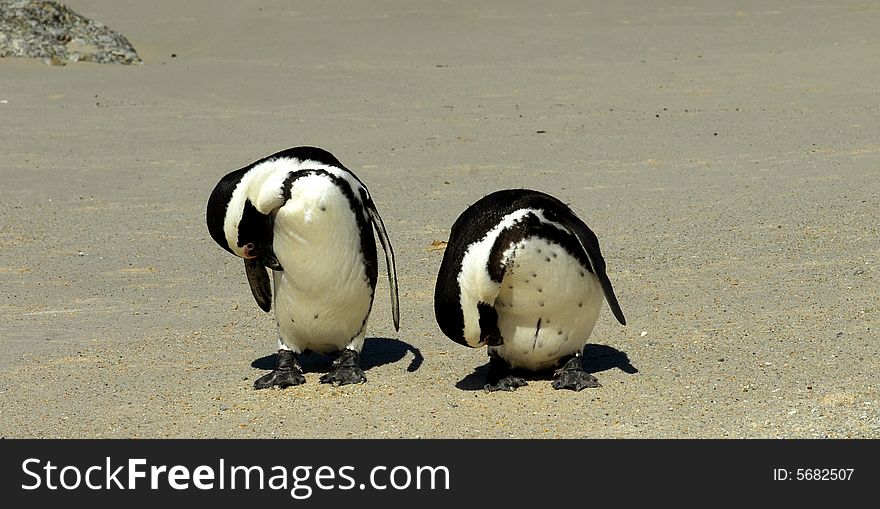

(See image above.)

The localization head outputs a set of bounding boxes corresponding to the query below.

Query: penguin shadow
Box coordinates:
[455,343,638,391]
[251,337,424,375]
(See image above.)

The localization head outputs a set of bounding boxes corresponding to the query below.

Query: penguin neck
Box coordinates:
[223,163,287,254]
[241,162,287,206]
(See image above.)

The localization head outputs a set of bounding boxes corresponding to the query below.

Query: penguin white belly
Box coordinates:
[490,238,603,371]
[271,175,373,354]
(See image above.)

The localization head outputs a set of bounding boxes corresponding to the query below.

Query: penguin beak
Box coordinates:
[242,243,283,271]
[262,252,283,271]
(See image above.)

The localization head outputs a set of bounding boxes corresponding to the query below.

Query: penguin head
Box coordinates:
[233,199,275,257]
[206,169,274,261]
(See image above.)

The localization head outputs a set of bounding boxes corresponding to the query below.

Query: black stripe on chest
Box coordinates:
[487,212,592,283]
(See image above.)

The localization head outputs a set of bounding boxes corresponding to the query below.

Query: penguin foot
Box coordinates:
[254,350,305,390]
[551,356,600,391]
[320,349,367,386]
[254,369,306,389]
[483,354,527,392]
[484,375,528,392]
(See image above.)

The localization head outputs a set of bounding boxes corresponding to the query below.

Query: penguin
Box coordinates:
[434,189,626,392]
[206,146,400,389]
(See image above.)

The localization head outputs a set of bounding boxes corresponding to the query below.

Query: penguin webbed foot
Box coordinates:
[484,375,528,392]
[254,369,305,389]
[483,355,527,392]
[253,350,305,389]
[320,349,367,386]
[551,356,600,391]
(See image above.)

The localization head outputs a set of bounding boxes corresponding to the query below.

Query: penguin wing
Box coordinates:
[561,213,627,326]
[363,194,400,331]
[244,257,272,313]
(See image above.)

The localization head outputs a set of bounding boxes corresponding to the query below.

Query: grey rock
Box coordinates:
[0,0,141,65]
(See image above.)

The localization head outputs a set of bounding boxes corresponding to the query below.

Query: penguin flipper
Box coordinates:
[363,193,400,331]
[244,258,272,313]
[561,213,627,326]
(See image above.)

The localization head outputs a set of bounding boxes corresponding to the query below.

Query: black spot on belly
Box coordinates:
[580,271,585,278]
[531,272,537,278]
[552,252,558,258]
[320,206,327,211]
[537,248,542,254]
[557,330,563,335]
[537,287,543,293]
[539,301,545,307]
[578,302,583,308]
[313,313,319,319]
[545,257,551,262]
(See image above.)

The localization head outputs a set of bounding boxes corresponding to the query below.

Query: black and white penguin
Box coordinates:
[434,189,626,391]
[206,146,400,389]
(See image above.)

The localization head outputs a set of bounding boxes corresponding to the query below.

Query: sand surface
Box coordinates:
[1,0,877,438]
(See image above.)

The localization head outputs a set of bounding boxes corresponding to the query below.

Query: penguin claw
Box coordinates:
[551,358,600,391]
[484,376,528,392]
[319,367,367,386]
[483,355,526,392]
[551,370,600,391]
[319,349,367,386]
[253,368,306,389]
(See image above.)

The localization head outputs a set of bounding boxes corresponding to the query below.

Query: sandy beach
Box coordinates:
[0,0,877,438]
